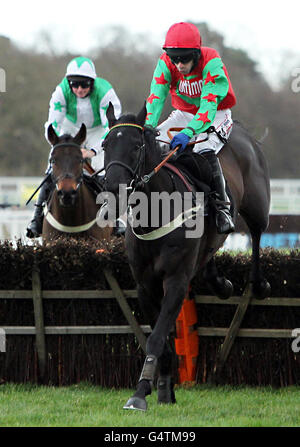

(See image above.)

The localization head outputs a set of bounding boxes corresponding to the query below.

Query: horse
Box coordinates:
[102,102,271,411]
[43,123,111,242]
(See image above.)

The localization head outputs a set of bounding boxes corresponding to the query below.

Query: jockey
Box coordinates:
[146,22,236,234]
[26,56,122,238]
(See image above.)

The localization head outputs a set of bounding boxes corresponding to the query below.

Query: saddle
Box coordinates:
[168,151,234,217]
[172,152,213,192]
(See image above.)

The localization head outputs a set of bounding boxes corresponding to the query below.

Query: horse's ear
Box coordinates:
[47,124,59,146]
[73,123,86,146]
[106,102,117,128]
[136,102,147,127]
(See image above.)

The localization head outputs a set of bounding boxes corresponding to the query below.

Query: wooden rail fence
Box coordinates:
[1,268,299,381]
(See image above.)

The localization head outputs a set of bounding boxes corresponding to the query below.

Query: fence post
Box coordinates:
[103,269,147,353]
[32,265,47,380]
[212,283,252,382]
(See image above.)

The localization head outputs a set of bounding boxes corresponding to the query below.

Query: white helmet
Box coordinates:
[66,56,97,79]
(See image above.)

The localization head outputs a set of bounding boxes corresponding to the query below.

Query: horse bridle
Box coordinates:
[50,142,84,189]
[104,123,146,190]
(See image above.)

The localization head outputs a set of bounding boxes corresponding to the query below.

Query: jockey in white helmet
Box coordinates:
[26,56,122,238]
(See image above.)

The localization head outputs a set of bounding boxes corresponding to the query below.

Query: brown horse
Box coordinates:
[102,103,270,411]
[43,124,111,242]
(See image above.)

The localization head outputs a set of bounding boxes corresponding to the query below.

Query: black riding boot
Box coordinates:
[26,177,53,238]
[202,151,235,234]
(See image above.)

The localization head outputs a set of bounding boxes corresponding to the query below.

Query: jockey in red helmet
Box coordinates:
[146,22,236,234]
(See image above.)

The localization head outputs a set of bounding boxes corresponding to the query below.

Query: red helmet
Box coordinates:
[163,22,202,50]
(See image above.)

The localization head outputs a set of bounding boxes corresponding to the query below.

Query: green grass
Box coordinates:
[0,383,299,427]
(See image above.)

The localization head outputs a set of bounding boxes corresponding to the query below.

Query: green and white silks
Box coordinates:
[45,77,121,171]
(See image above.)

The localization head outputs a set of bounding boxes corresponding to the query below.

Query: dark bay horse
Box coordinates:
[43,124,111,242]
[102,103,270,411]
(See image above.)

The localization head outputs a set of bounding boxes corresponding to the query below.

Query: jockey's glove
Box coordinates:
[170,132,191,153]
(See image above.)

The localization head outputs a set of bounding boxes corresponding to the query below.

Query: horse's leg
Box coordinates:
[240,210,271,299]
[124,275,188,411]
[137,287,176,405]
[157,338,176,404]
[124,282,162,411]
[203,257,233,299]
[130,339,176,406]
[248,226,271,299]
[138,282,176,404]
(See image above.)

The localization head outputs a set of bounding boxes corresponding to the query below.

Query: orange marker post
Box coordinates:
[175,290,199,384]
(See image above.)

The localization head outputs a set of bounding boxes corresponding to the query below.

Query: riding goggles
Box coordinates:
[69,80,92,89]
[169,53,194,64]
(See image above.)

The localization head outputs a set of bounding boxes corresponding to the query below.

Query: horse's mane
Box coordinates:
[144,126,163,164]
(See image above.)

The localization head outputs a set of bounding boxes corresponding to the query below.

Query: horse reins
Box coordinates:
[104,122,204,239]
[104,123,180,188]
[45,141,98,233]
[104,123,146,184]
[103,124,213,188]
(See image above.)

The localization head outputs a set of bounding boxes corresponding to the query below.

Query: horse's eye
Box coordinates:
[50,158,56,165]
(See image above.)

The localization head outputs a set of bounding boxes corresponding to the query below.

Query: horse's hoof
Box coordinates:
[250,279,271,300]
[218,278,233,300]
[123,397,147,411]
[157,376,176,404]
[208,277,233,300]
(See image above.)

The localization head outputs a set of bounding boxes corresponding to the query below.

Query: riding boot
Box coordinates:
[26,177,53,238]
[202,151,235,234]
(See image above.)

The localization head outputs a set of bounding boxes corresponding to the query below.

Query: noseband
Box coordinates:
[50,141,84,189]
[104,123,145,187]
